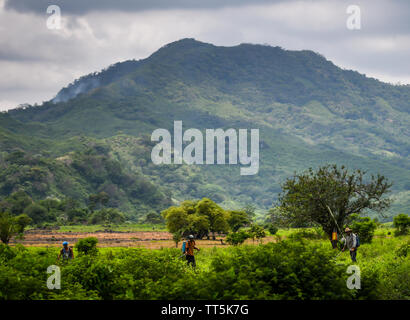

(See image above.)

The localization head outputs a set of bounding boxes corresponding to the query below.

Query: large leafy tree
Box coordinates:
[161,206,189,235]
[23,203,48,225]
[161,198,230,240]
[278,164,392,246]
[226,210,250,232]
[195,198,229,239]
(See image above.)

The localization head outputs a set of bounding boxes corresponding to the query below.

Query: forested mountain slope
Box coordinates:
[2,39,409,220]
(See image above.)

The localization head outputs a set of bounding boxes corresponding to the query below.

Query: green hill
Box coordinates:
[2,38,410,220]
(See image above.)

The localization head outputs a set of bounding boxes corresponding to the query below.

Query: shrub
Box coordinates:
[378,255,410,299]
[395,241,409,258]
[351,216,377,244]
[249,224,266,243]
[75,237,98,256]
[288,228,324,240]
[226,230,250,245]
[393,214,410,236]
[0,243,16,261]
[264,223,278,235]
[204,241,354,299]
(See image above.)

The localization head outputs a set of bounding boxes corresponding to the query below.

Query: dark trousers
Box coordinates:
[186,255,196,267]
[350,249,357,262]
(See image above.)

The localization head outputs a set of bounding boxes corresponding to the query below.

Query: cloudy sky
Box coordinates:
[1,0,409,111]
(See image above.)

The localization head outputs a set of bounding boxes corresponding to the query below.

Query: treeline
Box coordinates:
[0,146,172,219]
[0,190,127,227]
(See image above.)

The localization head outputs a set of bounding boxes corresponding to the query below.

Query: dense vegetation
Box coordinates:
[0,227,408,300]
[0,144,171,221]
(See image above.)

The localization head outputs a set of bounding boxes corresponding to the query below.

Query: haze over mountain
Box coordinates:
[2,38,409,220]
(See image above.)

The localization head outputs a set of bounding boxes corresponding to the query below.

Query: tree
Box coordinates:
[67,208,88,224]
[14,214,32,234]
[161,206,189,234]
[226,210,250,232]
[88,192,110,212]
[195,198,229,240]
[38,198,60,211]
[249,224,266,243]
[89,208,125,225]
[172,233,182,248]
[279,164,392,246]
[393,214,410,236]
[0,191,32,215]
[0,212,32,244]
[23,204,48,225]
[144,212,164,224]
[243,204,256,221]
[162,198,231,240]
[187,214,210,239]
[267,206,297,228]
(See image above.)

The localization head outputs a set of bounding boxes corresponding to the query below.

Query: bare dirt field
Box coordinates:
[10,229,276,249]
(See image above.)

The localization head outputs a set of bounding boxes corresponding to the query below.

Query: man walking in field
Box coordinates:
[58,241,74,261]
[184,235,200,268]
[342,228,357,262]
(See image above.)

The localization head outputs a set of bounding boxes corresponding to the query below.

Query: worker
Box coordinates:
[58,241,74,261]
[342,227,357,262]
[184,235,200,268]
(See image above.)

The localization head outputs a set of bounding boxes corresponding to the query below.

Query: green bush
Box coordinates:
[203,241,354,299]
[0,243,16,261]
[75,237,98,256]
[395,241,409,258]
[226,230,250,245]
[249,224,266,243]
[288,228,324,240]
[351,216,377,244]
[264,223,278,235]
[393,213,410,236]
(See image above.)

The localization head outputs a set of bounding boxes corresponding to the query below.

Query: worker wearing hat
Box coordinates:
[342,227,357,262]
[184,235,200,268]
[58,241,74,261]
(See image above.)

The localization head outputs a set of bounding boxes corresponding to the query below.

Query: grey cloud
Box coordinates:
[4,0,289,15]
[1,0,410,111]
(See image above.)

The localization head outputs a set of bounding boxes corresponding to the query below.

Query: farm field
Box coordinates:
[11,223,398,248]
[11,227,275,248]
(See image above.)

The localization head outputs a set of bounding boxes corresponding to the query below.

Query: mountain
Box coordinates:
[2,38,410,220]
